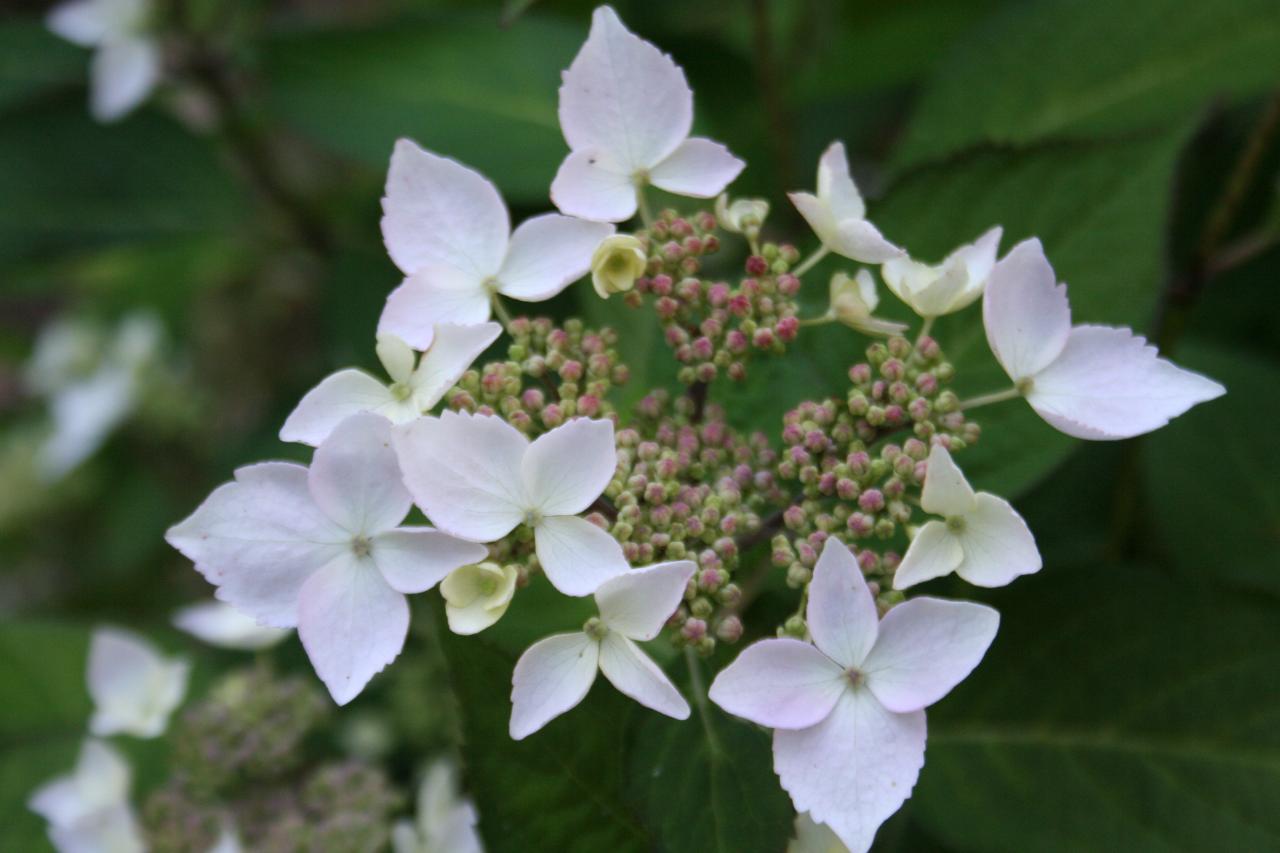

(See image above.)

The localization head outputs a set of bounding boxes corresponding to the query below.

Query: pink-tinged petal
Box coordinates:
[90,37,159,123]
[862,598,999,713]
[550,149,638,222]
[598,633,689,719]
[807,538,879,669]
[830,219,903,264]
[47,0,114,46]
[497,214,615,301]
[708,638,846,730]
[816,141,865,221]
[523,418,618,516]
[789,191,837,249]
[982,238,1071,382]
[892,521,964,591]
[1027,324,1226,440]
[371,528,488,594]
[380,139,509,278]
[392,411,528,542]
[649,138,745,198]
[919,444,976,517]
[954,493,1041,586]
[533,514,629,596]
[279,369,399,447]
[595,560,696,640]
[87,626,188,738]
[411,322,502,410]
[308,413,411,536]
[297,554,408,705]
[378,267,491,351]
[172,600,290,651]
[165,463,348,628]
[558,6,692,172]
[774,690,926,853]
[509,632,600,740]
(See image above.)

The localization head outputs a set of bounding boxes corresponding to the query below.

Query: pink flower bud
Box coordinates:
[715,616,743,644]
[681,618,708,642]
[745,255,769,275]
[775,316,799,342]
[858,489,885,512]
[777,273,800,296]
[752,327,775,349]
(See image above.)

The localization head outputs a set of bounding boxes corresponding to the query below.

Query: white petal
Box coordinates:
[862,597,999,714]
[278,369,400,447]
[1027,324,1226,440]
[815,142,865,222]
[598,633,689,719]
[375,334,416,384]
[392,411,529,542]
[371,528,489,594]
[38,366,134,480]
[410,321,502,410]
[90,37,159,123]
[443,562,516,636]
[949,225,1002,291]
[496,214,615,301]
[172,600,290,651]
[165,462,348,628]
[380,139,509,278]
[87,626,188,738]
[49,803,145,853]
[29,738,130,826]
[806,538,879,669]
[919,443,976,517]
[47,0,115,46]
[954,493,1042,586]
[509,632,600,739]
[982,237,1071,382]
[708,638,846,730]
[308,413,411,535]
[594,560,695,640]
[534,514,629,596]
[297,554,408,705]
[558,6,692,172]
[775,690,926,853]
[789,191,838,249]
[891,521,963,591]
[649,138,745,198]
[550,149,638,222]
[378,267,491,351]
[523,417,617,516]
[830,219,902,264]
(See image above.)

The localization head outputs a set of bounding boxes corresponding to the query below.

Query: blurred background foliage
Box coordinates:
[1,0,1278,850]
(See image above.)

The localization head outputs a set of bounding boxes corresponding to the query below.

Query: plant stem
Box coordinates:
[684,647,722,757]
[798,314,834,327]
[791,245,830,278]
[917,316,935,342]
[490,294,515,329]
[957,386,1021,411]
[636,186,655,227]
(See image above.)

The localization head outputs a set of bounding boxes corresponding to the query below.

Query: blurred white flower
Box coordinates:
[29,738,145,853]
[88,625,189,738]
[46,0,159,122]
[172,599,291,651]
[827,270,909,337]
[392,759,483,853]
[715,194,769,236]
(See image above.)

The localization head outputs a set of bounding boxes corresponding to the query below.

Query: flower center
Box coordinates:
[351,535,373,558]
[631,168,650,187]
[482,276,500,295]
[845,667,866,687]
[946,515,967,534]
[583,616,608,640]
[389,381,413,402]
[1015,377,1035,395]
[523,508,544,528]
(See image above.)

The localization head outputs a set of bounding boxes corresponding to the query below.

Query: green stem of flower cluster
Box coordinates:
[490,294,515,330]
[790,245,830,278]
[636,186,655,227]
[957,386,1021,411]
[684,647,723,757]
[917,316,935,342]
[798,314,835,328]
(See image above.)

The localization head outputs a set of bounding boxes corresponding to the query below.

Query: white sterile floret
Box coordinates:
[894,444,1040,590]
[881,226,1002,318]
[789,142,902,264]
[709,538,999,853]
[509,560,694,739]
[827,270,909,337]
[378,139,614,349]
[29,738,145,853]
[550,6,745,222]
[440,561,518,635]
[391,759,484,853]
[46,0,159,122]
[166,413,488,704]
[715,194,769,235]
[280,324,501,446]
[87,625,189,739]
[172,599,291,651]
[983,239,1225,439]
[788,813,849,853]
[392,411,629,596]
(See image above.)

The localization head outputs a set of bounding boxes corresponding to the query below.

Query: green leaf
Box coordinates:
[916,563,1280,851]
[0,19,84,115]
[896,0,1280,166]
[264,15,582,204]
[1143,341,1280,595]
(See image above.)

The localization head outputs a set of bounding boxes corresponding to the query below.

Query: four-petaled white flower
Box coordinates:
[881,226,1002,319]
[46,0,159,123]
[29,738,145,853]
[709,538,998,853]
[550,6,745,223]
[172,599,291,651]
[715,194,770,236]
[827,270,909,337]
[441,561,518,636]
[392,759,484,853]
[788,813,849,853]
[280,324,501,446]
[379,139,614,349]
[166,412,489,704]
[790,142,902,265]
[983,239,1225,439]
[510,560,694,739]
[393,411,629,596]
[894,444,1040,589]
[87,625,189,739]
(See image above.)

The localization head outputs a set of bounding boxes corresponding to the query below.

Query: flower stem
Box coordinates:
[490,294,515,330]
[636,186,655,227]
[958,386,1021,411]
[917,316,935,342]
[798,314,835,327]
[790,245,830,278]
[684,647,723,757]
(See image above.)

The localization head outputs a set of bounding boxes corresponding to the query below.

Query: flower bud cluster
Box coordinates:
[621,209,803,384]
[604,391,783,654]
[445,317,630,434]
